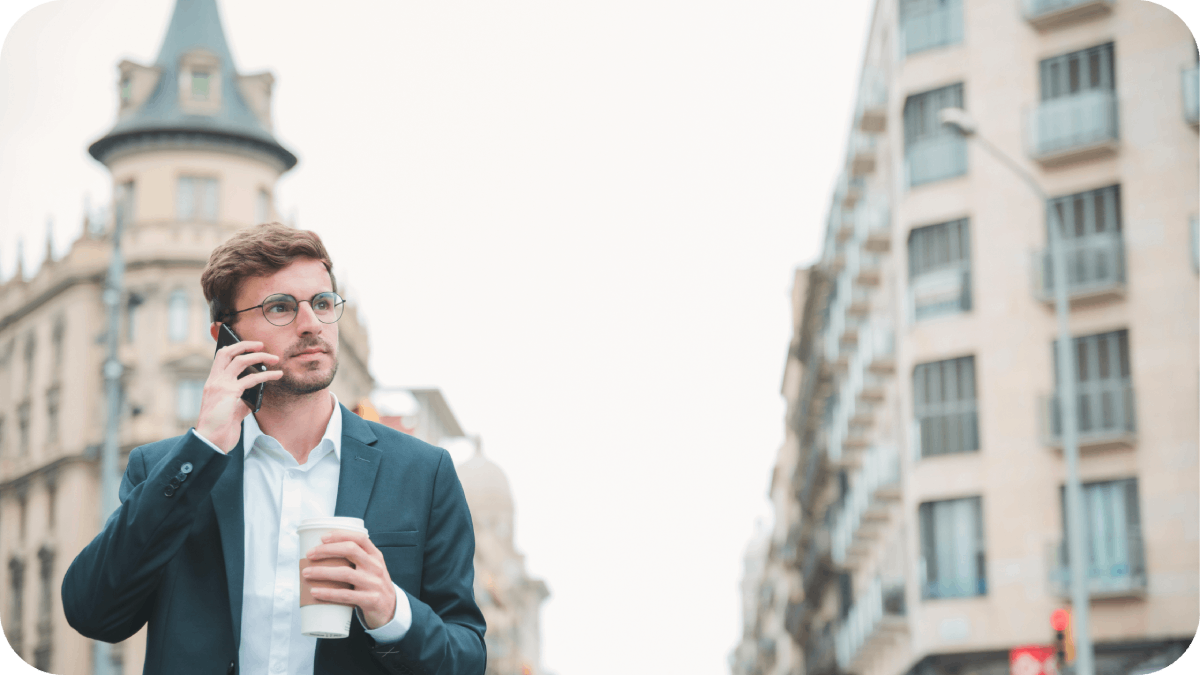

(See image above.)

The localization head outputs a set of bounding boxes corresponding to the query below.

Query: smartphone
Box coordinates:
[214,323,267,413]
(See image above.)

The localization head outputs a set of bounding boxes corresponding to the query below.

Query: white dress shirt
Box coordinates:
[192,393,411,675]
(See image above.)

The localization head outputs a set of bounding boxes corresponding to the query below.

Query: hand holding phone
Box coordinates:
[195,325,283,453]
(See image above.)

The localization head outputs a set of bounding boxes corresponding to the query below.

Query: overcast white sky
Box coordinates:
[2,2,1198,675]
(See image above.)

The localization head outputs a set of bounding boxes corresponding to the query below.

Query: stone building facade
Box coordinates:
[745,2,1198,675]
[0,1,375,672]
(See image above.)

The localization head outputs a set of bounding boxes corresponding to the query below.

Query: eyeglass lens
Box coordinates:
[261,292,344,326]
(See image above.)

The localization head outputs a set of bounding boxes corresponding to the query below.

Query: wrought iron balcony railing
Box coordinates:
[1032,232,1126,304]
[836,576,908,671]
[1021,0,1114,31]
[905,133,967,188]
[1026,89,1118,166]
[1046,529,1147,598]
[1041,379,1136,450]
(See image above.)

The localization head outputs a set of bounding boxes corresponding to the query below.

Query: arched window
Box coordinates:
[168,289,190,343]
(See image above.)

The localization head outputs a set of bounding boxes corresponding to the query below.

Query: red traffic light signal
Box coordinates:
[1050,608,1070,632]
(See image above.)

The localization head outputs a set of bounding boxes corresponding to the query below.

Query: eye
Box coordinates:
[264,299,295,313]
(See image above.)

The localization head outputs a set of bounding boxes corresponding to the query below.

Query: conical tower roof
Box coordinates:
[88,0,296,170]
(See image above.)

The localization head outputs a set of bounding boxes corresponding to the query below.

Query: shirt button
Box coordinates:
[180,462,194,474]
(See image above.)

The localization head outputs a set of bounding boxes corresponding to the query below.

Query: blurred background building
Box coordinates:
[736,1,1198,675]
[0,1,548,673]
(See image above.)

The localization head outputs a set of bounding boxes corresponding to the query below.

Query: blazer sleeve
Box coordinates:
[369,448,487,675]
[61,432,232,643]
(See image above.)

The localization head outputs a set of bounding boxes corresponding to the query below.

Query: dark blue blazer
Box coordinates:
[62,404,486,675]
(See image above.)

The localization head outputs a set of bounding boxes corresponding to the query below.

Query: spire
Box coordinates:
[88,0,296,171]
[44,216,54,265]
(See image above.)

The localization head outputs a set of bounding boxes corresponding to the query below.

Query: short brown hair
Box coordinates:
[201,222,337,323]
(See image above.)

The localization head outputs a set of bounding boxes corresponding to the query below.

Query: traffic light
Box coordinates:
[1050,608,1075,668]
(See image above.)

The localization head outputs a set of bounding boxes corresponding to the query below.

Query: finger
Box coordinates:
[303,565,377,589]
[216,340,265,364]
[237,370,284,390]
[230,351,280,371]
[323,530,381,556]
[309,587,376,607]
[307,543,379,571]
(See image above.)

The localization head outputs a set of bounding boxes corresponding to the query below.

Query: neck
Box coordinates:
[254,389,335,465]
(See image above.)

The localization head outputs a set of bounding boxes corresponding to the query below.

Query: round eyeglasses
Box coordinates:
[223,292,345,327]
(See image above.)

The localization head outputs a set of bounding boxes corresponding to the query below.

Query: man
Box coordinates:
[62,223,486,675]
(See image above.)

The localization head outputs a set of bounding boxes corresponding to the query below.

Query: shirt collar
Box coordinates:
[242,392,342,462]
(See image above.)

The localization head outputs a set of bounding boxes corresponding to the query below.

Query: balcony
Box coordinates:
[861,325,895,374]
[1033,232,1126,305]
[1027,89,1118,167]
[905,133,967,188]
[1046,530,1147,598]
[836,208,857,242]
[855,199,891,253]
[909,264,971,321]
[857,68,888,133]
[849,247,882,286]
[1040,379,1136,451]
[831,447,900,567]
[1183,63,1199,128]
[850,134,877,176]
[836,576,908,672]
[802,529,835,598]
[840,313,865,346]
[847,284,872,317]
[901,0,963,57]
[807,623,838,675]
[839,173,865,210]
[1022,0,1114,31]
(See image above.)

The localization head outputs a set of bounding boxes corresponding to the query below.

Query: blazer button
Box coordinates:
[176,471,188,483]
[227,661,236,675]
[164,486,175,497]
[168,477,181,489]
[181,462,194,474]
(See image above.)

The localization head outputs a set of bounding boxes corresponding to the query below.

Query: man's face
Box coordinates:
[223,258,339,398]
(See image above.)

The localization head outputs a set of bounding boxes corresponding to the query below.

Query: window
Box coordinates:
[45,387,59,444]
[177,176,219,222]
[7,557,24,657]
[191,70,211,100]
[256,189,272,224]
[168,289,190,343]
[838,572,853,620]
[913,355,978,457]
[120,77,132,103]
[903,84,967,187]
[115,181,135,230]
[1057,478,1144,593]
[126,292,144,343]
[1049,329,1134,438]
[51,317,65,370]
[1040,43,1115,101]
[23,332,36,394]
[176,379,205,421]
[17,401,30,456]
[35,545,54,671]
[919,496,986,599]
[1043,185,1124,293]
[899,0,963,56]
[908,219,972,320]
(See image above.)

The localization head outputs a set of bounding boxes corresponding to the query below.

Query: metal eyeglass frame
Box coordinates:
[221,292,346,326]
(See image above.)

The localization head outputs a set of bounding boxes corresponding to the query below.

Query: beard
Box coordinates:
[264,341,339,399]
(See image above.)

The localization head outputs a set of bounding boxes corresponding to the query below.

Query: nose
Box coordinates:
[293,299,322,334]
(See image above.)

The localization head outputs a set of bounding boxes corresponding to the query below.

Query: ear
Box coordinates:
[210,323,221,341]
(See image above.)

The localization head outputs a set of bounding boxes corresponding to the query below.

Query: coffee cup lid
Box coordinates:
[297,517,367,533]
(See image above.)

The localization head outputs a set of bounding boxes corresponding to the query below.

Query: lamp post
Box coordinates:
[939,107,1094,675]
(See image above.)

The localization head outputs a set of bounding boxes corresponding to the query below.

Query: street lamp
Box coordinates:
[939,107,1095,675]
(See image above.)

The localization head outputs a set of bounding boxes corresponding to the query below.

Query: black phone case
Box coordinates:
[215,324,267,413]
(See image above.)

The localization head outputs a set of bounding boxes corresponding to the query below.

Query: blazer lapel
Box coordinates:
[210,431,246,649]
[334,404,381,521]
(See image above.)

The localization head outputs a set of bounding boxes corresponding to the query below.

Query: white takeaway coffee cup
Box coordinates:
[298,516,369,639]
